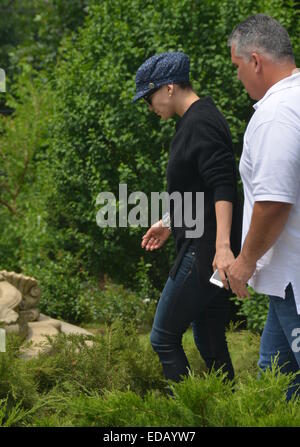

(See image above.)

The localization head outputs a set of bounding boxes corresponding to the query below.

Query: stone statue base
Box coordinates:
[20,313,93,359]
[0,270,93,359]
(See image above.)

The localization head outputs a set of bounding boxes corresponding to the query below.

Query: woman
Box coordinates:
[133,52,242,385]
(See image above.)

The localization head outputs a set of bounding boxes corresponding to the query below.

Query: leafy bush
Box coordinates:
[0,397,42,428]
[231,289,269,333]
[28,365,300,427]
[1,325,300,427]
[84,281,157,328]
[0,334,38,412]
[0,68,54,270]
[28,322,164,396]
[200,362,300,427]
[0,68,103,324]
[33,387,196,427]
[8,0,90,74]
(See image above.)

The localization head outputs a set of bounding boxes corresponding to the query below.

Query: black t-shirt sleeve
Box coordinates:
[187,112,237,203]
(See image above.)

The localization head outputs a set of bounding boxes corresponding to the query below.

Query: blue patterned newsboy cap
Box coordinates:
[133,52,190,102]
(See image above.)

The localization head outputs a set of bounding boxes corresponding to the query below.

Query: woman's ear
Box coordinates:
[167,84,175,97]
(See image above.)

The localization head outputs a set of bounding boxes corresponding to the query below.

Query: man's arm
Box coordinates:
[228,200,292,297]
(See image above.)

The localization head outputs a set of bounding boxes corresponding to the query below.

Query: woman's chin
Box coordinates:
[159,113,170,120]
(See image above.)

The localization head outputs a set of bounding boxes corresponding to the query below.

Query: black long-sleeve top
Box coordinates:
[167,96,242,300]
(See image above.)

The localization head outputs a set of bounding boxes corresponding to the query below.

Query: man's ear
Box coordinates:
[251,52,262,73]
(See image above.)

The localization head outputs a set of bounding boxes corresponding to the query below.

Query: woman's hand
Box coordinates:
[212,244,235,289]
[141,220,171,251]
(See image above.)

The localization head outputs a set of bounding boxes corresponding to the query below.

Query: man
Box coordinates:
[227,14,300,400]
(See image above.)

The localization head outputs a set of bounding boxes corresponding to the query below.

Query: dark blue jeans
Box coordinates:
[258,283,300,401]
[150,242,234,383]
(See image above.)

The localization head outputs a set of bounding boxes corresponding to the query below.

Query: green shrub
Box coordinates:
[82,265,159,329]
[201,361,300,427]
[0,334,38,413]
[0,398,36,428]
[32,388,196,427]
[27,253,94,324]
[28,321,164,396]
[28,365,300,427]
[2,326,300,427]
[231,289,269,333]
[0,68,54,272]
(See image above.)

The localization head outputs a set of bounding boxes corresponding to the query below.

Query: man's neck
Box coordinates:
[258,63,297,100]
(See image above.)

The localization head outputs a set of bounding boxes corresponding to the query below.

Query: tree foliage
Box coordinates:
[47,0,300,288]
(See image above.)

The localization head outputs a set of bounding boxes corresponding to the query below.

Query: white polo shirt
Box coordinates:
[240,72,300,314]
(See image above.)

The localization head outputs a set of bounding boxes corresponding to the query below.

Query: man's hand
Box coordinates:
[141,220,171,251]
[226,201,292,298]
[227,253,256,298]
[212,244,236,290]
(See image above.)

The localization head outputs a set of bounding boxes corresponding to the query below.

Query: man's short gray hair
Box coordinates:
[228,14,295,62]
